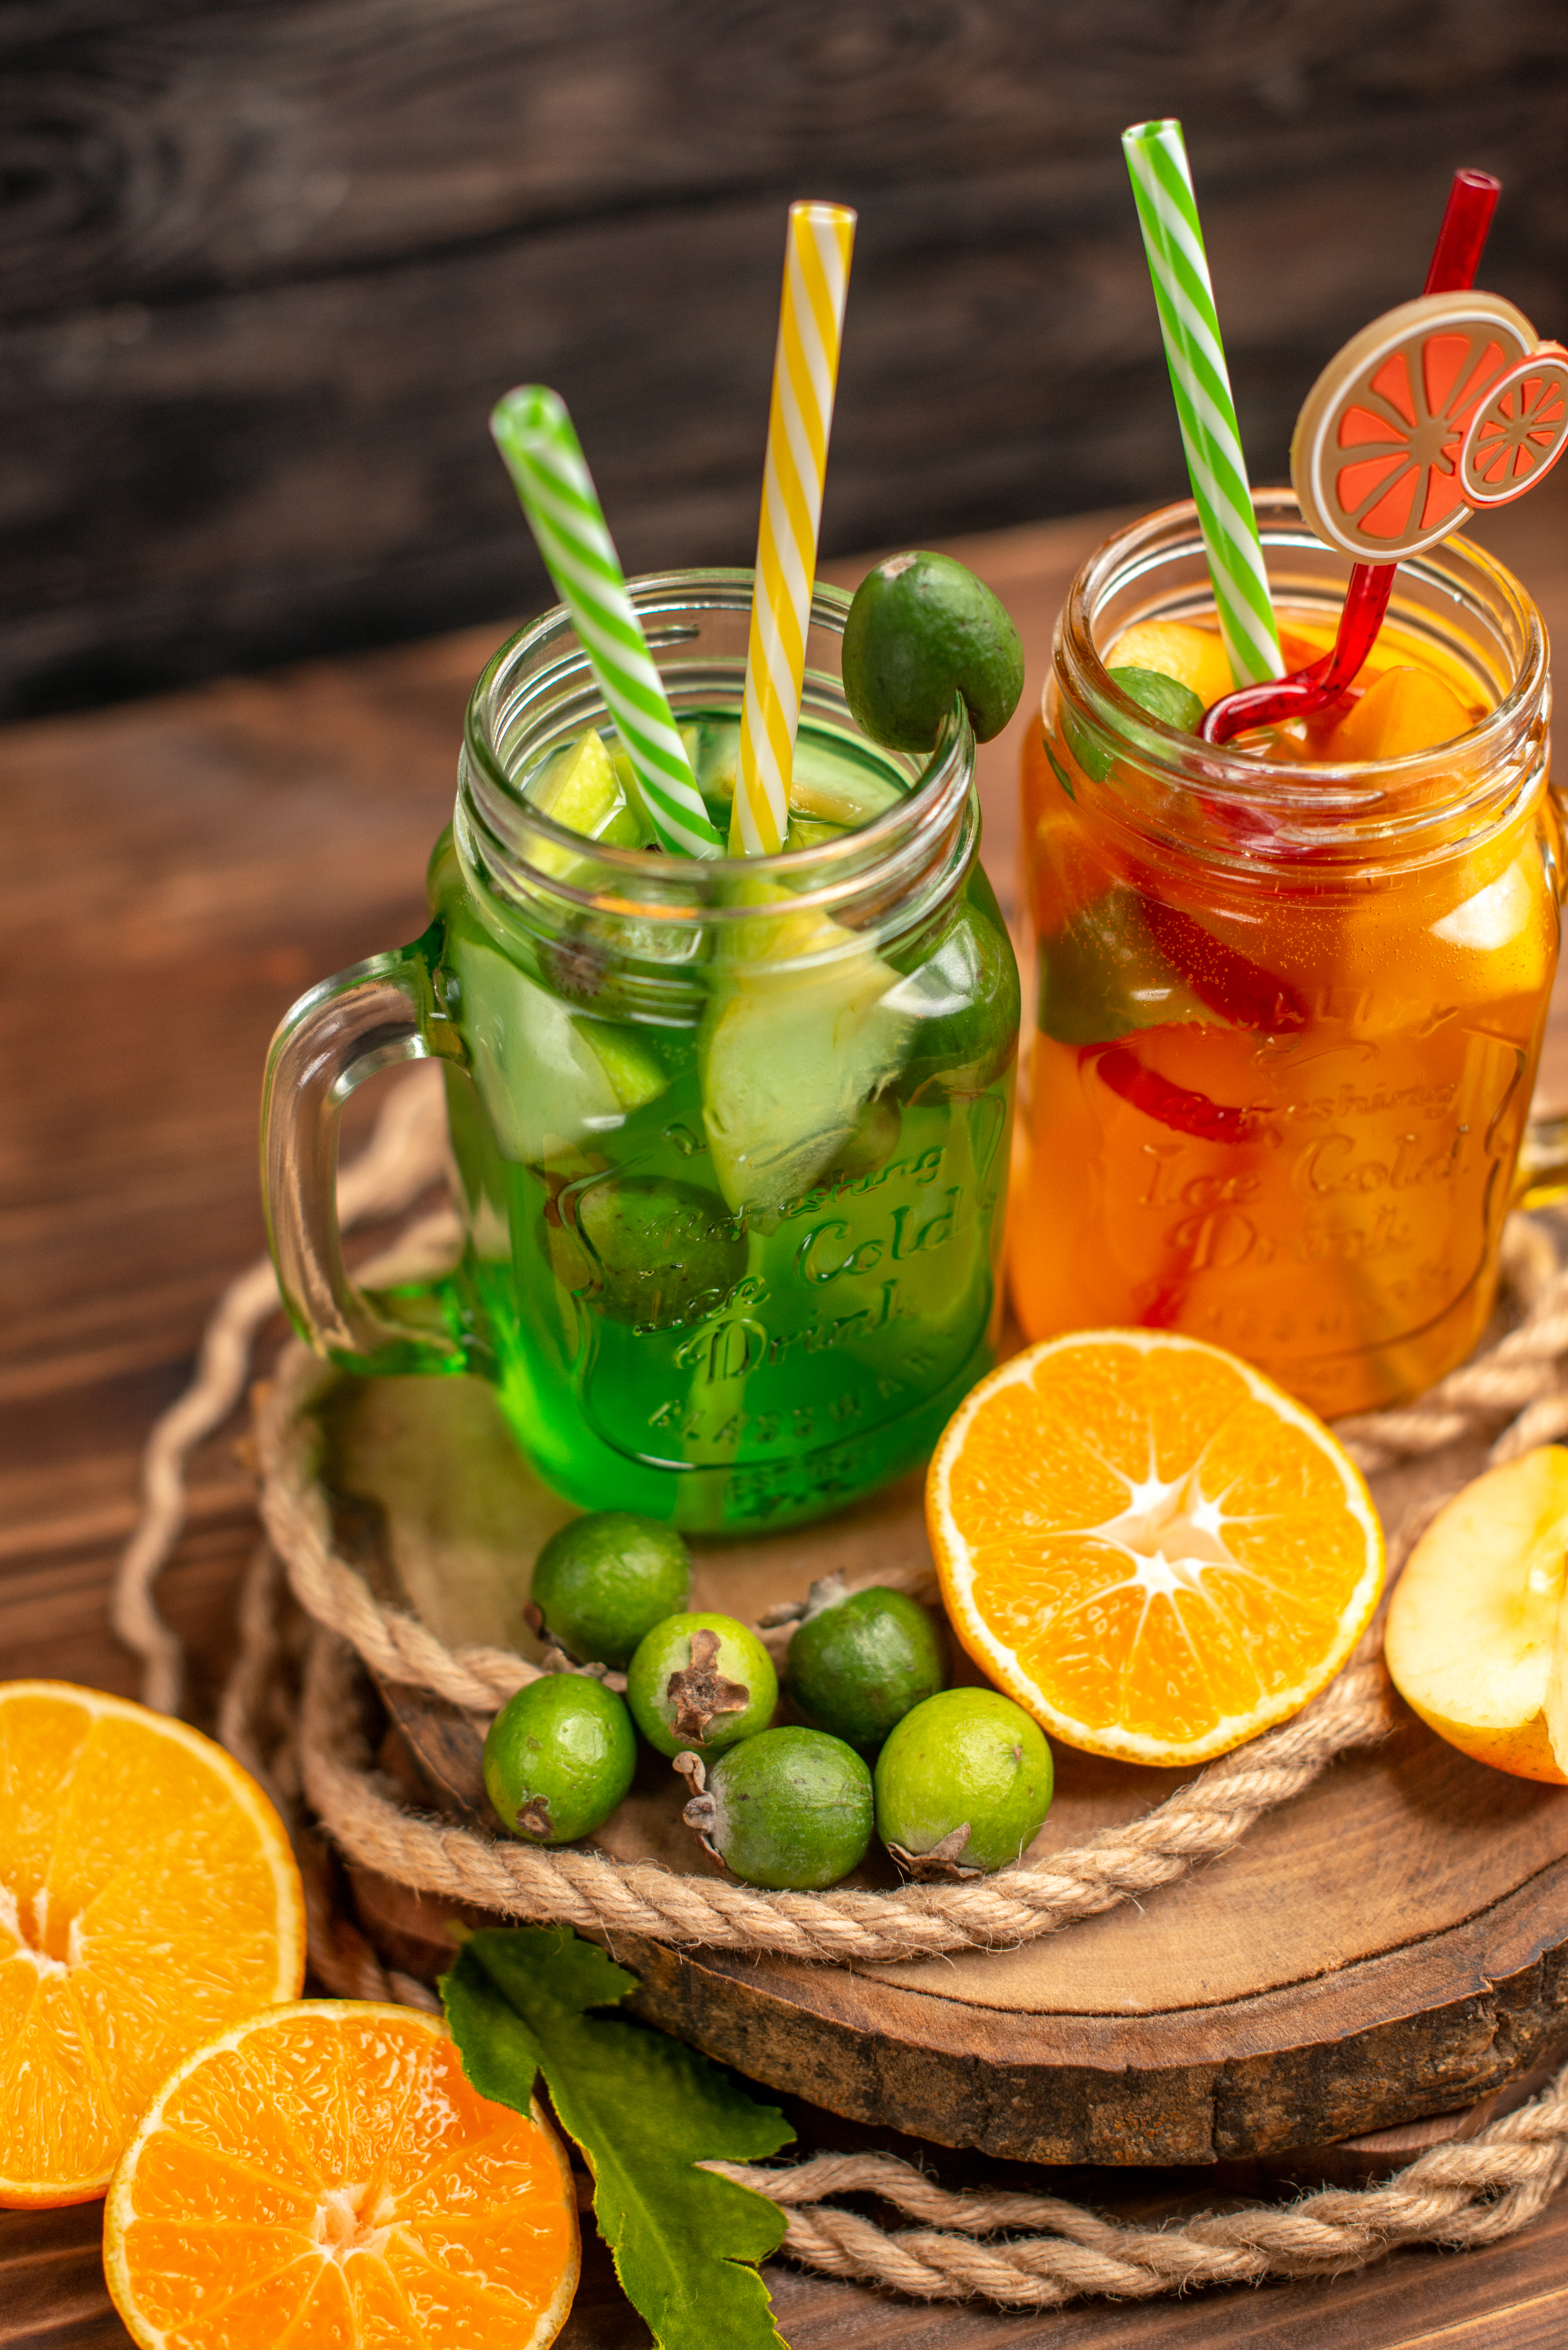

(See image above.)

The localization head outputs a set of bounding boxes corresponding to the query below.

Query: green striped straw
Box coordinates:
[490,386,723,859]
[1122,120,1284,688]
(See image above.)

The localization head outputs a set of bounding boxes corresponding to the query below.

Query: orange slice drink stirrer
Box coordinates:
[1201,168,1501,744]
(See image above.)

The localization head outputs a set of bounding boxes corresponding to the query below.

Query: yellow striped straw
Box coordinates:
[731,199,856,856]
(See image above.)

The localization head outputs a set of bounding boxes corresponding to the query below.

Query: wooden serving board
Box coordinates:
[319,1368,1568,2172]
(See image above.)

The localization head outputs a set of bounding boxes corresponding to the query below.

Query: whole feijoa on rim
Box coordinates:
[626,1611,778,1758]
[483,1671,637,1845]
[785,1578,946,1753]
[842,551,1025,752]
[679,1727,874,1890]
[874,1687,1052,1877]
[530,1511,693,1667]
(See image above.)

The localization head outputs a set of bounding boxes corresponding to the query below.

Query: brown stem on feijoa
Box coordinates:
[672,1750,725,1870]
[886,1823,984,1881]
[666,1629,749,1742]
[540,1648,627,1695]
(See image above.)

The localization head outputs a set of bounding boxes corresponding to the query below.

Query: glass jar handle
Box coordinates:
[261,935,462,1373]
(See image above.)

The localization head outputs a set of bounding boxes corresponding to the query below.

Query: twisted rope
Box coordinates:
[296,1626,1393,1965]
[112,1063,453,1713]
[212,1546,1568,2313]
[219,1540,441,2012]
[700,2100,1568,2303]
[102,1061,1568,2310]
[253,1340,540,1715]
[110,1068,1568,1967]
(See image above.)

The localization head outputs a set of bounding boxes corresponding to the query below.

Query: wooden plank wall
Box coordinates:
[3,0,1565,717]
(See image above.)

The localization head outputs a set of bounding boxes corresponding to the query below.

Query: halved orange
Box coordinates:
[0,1682,305,2206]
[928,1332,1383,1765]
[104,2001,579,2350]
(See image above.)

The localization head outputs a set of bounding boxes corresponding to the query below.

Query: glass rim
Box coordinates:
[1057,488,1548,847]
[457,565,976,927]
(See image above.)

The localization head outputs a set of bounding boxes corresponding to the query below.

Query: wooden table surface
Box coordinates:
[7,483,1568,2347]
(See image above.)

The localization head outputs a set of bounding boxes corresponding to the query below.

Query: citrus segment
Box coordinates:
[927,1332,1383,1764]
[0,1682,305,2208]
[104,2003,579,2350]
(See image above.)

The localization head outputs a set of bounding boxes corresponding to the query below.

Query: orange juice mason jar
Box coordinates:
[1014,491,1557,1419]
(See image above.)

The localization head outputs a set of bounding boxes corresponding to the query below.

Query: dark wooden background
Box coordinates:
[3,0,1567,718]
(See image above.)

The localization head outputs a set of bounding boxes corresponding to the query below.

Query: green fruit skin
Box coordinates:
[787,1588,946,1754]
[626,1611,779,1758]
[1107,665,1206,734]
[843,552,1025,751]
[703,1727,873,1890]
[1038,886,1219,1050]
[483,1674,637,1844]
[545,1176,747,1333]
[893,870,1020,1105]
[874,1688,1052,1873]
[1063,664,1207,786]
[530,1511,693,1668]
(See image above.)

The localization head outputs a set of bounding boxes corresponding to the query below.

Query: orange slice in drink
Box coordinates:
[928,1333,1383,1765]
[104,2001,579,2350]
[0,1682,305,2207]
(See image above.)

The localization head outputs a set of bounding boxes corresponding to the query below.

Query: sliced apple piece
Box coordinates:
[1323,666,1477,763]
[1385,1445,1568,1784]
[1106,619,1232,712]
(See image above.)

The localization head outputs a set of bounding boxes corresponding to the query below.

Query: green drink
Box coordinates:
[263,571,1018,1533]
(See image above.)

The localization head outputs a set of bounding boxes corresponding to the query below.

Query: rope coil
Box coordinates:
[108,1068,1568,2309]
[698,2113,1568,2305]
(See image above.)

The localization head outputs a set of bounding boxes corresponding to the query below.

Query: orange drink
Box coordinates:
[1013,493,1556,1420]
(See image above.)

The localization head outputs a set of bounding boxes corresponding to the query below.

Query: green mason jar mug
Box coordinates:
[261,569,1019,1533]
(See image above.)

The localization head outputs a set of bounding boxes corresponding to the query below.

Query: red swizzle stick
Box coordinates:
[1422,166,1501,300]
[1200,168,1501,744]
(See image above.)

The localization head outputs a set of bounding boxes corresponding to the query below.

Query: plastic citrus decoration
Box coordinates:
[1201,164,1513,743]
[0,1681,305,2209]
[104,2001,579,2350]
[1291,289,1536,561]
[926,1330,1384,1768]
[1460,340,1568,507]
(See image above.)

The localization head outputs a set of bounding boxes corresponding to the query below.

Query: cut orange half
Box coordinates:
[104,2001,579,2350]
[928,1332,1383,1765]
[0,1681,305,2207]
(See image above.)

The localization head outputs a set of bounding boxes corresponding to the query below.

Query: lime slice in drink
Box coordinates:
[699,878,912,1212]
[784,815,849,853]
[886,878,1020,1101]
[453,938,668,1155]
[578,1019,669,1112]
[546,1174,747,1329]
[1039,888,1222,1047]
[527,728,652,875]
[787,767,903,826]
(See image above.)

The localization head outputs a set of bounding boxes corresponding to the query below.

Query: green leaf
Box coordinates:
[442,1927,794,2350]
[1043,736,1077,802]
